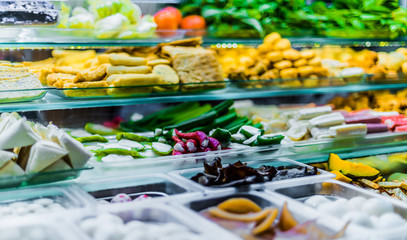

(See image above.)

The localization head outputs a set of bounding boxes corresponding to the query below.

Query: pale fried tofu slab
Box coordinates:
[74,64,109,83]
[46,73,76,87]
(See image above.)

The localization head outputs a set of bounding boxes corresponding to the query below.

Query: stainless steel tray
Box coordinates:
[0,185,90,220]
[67,202,236,239]
[0,214,82,240]
[169,157,334,193]
[271,180,407,240]
[176,190,339,239]
[78,173,201,204]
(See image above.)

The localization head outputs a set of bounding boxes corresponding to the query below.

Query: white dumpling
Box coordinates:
[304,195,330,208]
[93,224,124,240]
[347,197,367,212]
[80,218,99,236]
[317,201,347,218]
[342,211,373,228]
[376,213,406,229]
[362,198,394,217]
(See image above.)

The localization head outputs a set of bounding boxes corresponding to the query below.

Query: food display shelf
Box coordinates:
[3,82,407,112]
[0,32,405,48]
[205,37,407,48]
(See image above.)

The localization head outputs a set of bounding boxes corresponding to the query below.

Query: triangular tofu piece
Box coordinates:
[33,123,48,140]
[57,132,91,169]
[0,119,40,150]
[0,150,17,169]
[0,114,18,135]
[42,159,72,172]
[0,160,24,177]
[46,124,62,145]
[25,141,68,173]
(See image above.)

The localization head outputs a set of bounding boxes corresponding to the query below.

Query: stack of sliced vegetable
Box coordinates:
[72,100,284,161]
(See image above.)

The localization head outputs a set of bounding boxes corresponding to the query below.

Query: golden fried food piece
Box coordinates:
[249,61,268,76]
[53,50,96,66]
[274,39,291,51]
[63,89,107,97]
[74,64,109,83]
[282,49,301,61]
[97,54,110,64]
[84,58,99,68]
[111,73,162,87]
[308,57,322,67]
[266,51,283,63]
[107,65,151,75]
[280,68,298,79]
[52,66,80,75]
[239,56,255,68]
[147,59,171,67]
[313,67,329,77]
[263,32,281,45]
[152,64,179,85]
[298,66,314,78]
[301,50,316,60]
[107,87,153,96]
[274,60,292,69]
[257,44,273,54]
[260,69,278,80]
[64,81,108,88]
[38,68,52,85]
[293,58,307,68]
[303,75,319,88]
[108,54,147,66]
[46,73,76,87]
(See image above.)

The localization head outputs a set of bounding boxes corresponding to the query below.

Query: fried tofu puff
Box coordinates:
[274,39,291,51]
[298,66,314,78]
[266,51,283,63]
[280,68,298,79]
[274,60,292,70]
[301,50,316,60]
[293,58,307,68]
[263,32,282,45]
[282,49,301,61]
[257,44,274,55]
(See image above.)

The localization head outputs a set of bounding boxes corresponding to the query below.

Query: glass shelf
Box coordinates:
[3,81,407,112]
[0,27,405,48]
[204,37,407,48]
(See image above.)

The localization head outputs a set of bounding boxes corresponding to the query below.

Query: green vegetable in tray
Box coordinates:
[75,135,108,143]
[93,148,140,158]
[116,132,151,142]
[120,102,212,132]
[85,123,122,136]
[163,100,233,131]
[254,134,285,146]
[151,142,173,156]
[209,128,232,148]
